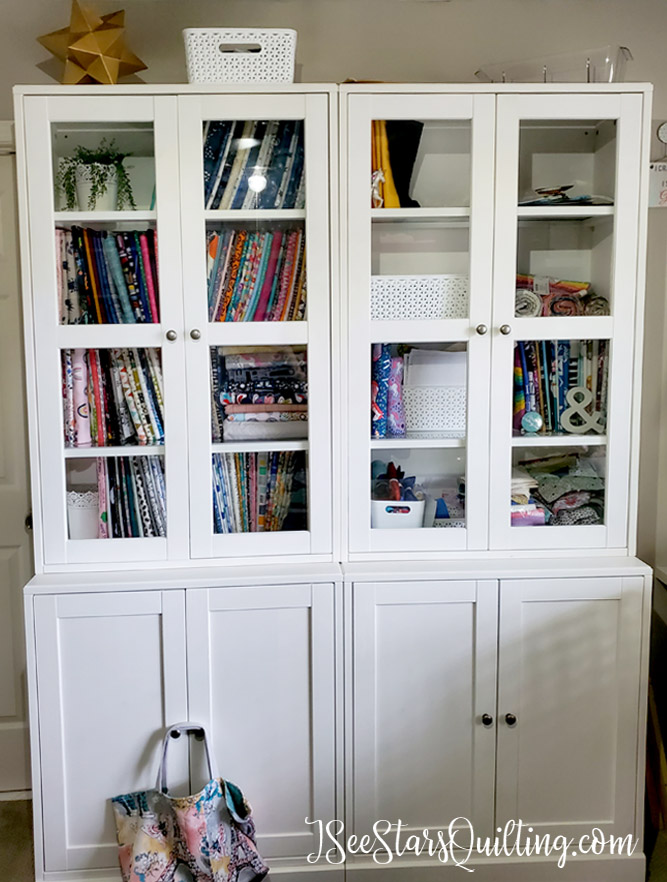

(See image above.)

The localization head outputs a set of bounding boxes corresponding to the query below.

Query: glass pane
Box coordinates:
[210,346,308,444]
[515,220,612,318]
[62,348,164,448]
[371,448,466,530]
[511,445,605,528]
[518,120,616,206]
[52,122,155,212]
[57,224,159,325]
[66,455,166,539]
[206,221,305,322]
[371,120,471,209]
[202,120,305,211]
[371,343,466,441]
[212,450,307,533]
[371,219,470,321]
[513,339,608,437]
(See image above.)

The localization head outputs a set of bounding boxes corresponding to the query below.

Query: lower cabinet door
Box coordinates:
[495,576,645,839]
[34,590,188,873]
[351,580,499,846]
[186,583,338,867]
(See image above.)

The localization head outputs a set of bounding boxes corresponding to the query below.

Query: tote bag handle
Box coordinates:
[156,722,218,793]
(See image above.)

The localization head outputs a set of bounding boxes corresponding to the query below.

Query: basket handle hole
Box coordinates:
[218,42,262,54]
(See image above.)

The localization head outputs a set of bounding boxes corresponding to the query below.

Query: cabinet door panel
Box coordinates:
[489,93,643,552]
[496,576,645,838]
[177,93,333,561]
[345,93,495,556]
[186,584,338,864]
[352,580,497,842]
[34,590,188,872]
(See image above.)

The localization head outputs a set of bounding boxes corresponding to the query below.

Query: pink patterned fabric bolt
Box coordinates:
[112,776,268,882]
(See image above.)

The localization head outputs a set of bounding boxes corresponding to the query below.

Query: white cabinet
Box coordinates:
[341,85,650,559]
[27,577,341,881]
[186,583,340,867]
[348,567,649,876]
[15,86,335,571]
[32,590,188,873]
[351,580,498,838]
[495,576,644,838]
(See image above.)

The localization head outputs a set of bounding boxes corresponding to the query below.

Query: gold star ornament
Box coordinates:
[37,0,147,85]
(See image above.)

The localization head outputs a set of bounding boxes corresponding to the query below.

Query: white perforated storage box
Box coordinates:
[183,28,297,83]
[371,275,469,321]
[403,386,467,438]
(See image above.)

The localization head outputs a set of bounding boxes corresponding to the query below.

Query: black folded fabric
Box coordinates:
[386,120,424,208]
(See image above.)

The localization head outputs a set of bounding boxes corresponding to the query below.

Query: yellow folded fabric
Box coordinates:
[377,119,400,208]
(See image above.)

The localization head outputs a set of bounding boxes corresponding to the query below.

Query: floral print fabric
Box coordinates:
[112,776,268,882]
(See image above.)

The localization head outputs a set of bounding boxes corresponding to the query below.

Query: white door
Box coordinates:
[33,590,188,872]
[489,93,644,551]
[186,583,339,870]
[0,136,32,793]
[177,92,333,561]
[351,580,498,846]
[496,576,646,839]
[21,94,189,567]
[345,92,495,555]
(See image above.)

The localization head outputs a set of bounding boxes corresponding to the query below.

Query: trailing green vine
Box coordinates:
[57,138,136,210]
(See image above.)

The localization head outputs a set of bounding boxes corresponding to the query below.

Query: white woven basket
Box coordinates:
[183,28,296,84]
[371,275,469,321]
[403,385,467,437]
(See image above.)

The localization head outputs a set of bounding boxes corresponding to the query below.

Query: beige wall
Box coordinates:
[4,0,667,564]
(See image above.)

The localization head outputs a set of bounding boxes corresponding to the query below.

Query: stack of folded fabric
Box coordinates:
[511,453,605,527]
[210,347,308,442]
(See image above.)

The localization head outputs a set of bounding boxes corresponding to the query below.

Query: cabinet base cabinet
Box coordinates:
[25,564,650,882]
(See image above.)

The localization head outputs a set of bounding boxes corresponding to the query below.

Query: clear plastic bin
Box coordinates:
[475,46,632,84]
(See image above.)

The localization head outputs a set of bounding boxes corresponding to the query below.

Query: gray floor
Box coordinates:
[0,801,33,882]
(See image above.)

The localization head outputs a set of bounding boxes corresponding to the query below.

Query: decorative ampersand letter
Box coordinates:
[561,386,605,434]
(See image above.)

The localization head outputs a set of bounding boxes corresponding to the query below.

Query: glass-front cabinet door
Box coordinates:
[178,93,333,560]
[22,95,188,566]
[345,91,495,555]
[489,93,643,551]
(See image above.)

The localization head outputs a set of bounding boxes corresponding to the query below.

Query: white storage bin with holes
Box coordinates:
[371,499,425,529]
[183,28,297,83]
[370,274,469,321]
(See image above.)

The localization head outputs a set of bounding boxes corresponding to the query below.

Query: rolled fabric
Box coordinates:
[515,288,542,317]
[543,291,584,316]
[371,343,391,438]
[71,348,91,447]
[583,293,610,316]
[387,356,406,437]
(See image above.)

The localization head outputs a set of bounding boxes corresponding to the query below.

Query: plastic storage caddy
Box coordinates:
[183,28,296,83]
[371,499,426,529]
[475,46,632,84]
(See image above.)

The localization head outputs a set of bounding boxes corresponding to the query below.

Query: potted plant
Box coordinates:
[58,138,136,211]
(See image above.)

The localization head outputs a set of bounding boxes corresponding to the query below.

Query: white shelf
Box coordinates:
[64,445,165,458]
[370,319,470,343]
[371,207,470,221]
[371,437,466,450]
[512,434,607,448]
[517,206,614,220]
[54,210,156,223]
[211,440,309,453]
[207,321,308,347]
[204,209,305,222]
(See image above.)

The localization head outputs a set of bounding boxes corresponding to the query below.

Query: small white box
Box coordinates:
[403,385,467,437]
[183,28,296,84]
[371,499,425,529]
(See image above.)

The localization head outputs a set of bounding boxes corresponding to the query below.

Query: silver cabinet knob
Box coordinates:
[190,328,202,341]
[499,324,512,335]
[475,324,488,336]
[165,329,177,342]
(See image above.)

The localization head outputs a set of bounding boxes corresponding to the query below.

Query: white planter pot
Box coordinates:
[66,489,99,540]
[75,164,119,211]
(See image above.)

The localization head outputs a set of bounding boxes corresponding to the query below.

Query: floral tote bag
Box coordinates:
[112,722,269,882]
